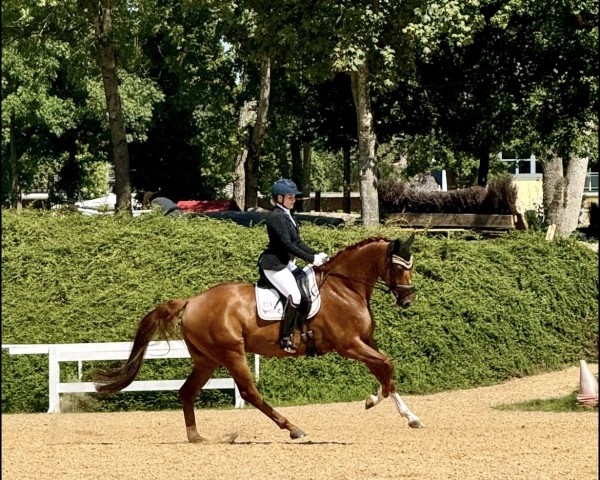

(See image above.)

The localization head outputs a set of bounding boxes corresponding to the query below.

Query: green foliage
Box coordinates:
[85,73,165,144]
[492,0,598,161]
[2,210,598,413]
[496,390,598,413]
[524,208,546,232]
[4,0,597,209]
[404,1,484,59]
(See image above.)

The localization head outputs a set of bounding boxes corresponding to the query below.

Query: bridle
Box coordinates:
[387,254,415,301]
[317,252,415,301]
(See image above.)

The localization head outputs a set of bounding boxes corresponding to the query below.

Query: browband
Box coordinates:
[392,255,413,269]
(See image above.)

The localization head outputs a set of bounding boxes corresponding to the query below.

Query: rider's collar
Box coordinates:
[276,204,296,226]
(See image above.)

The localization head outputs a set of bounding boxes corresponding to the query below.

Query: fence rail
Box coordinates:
[2,341,260,413]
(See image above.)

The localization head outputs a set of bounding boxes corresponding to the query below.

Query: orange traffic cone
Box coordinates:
[577,360,598,407]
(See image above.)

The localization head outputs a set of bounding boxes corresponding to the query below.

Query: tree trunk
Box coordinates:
[233,146,247,211]
[232,100,255,211]
[299,142,312,212]
[342,143,352,214]
[477,148,490,187]
[291,138,302,187]
[9,115,22,210]
[350,64,379,225]
[445,169,460,190]
[245,55,271,210]
[558,156,588,237]
[541,152,565,229]
[85,0,131,213]
[541,151,588,238]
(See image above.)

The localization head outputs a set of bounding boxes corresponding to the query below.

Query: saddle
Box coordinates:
[255,266,321,321]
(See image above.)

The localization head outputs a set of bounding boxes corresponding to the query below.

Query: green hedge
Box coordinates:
[2,209,598,413]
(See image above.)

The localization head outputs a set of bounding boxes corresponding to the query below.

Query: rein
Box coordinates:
[317,263,414,299]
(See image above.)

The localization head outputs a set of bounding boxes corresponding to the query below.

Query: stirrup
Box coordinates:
[301,330,314,343]
[280,335,296,353]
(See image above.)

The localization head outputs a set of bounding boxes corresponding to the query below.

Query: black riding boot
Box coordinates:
[280,296,299,353]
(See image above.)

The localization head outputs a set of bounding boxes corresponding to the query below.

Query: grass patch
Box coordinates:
[496,391,598,413]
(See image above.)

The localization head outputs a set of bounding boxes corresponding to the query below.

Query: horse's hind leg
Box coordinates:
[222,352,306,440]
[179,357,219,443]
[338,339,424,428]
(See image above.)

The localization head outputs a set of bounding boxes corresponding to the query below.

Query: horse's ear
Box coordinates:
[388,239,400,256]
[396,233,415,260]
[404,232,415,248]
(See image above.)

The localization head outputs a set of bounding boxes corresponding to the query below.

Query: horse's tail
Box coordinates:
[93,299,188,395]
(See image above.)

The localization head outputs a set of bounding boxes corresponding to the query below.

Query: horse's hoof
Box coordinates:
[220,432,238,444]
[290,428,306,439]
[365,394,378,410]
[408,419,425,429]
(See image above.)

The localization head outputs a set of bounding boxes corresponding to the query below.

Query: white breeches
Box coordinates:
[263,263,301,305]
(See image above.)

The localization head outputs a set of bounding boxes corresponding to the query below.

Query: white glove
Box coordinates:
[312,252,329,266]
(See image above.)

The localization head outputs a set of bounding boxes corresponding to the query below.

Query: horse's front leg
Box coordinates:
[338,340,424,428]
[222,353,306,439]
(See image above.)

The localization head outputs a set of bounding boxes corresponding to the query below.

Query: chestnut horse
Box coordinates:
[93,235,423,442]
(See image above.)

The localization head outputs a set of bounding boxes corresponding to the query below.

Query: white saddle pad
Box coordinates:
[255,266,321,321]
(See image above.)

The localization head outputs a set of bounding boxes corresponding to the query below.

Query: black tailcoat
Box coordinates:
[259,206,316,271]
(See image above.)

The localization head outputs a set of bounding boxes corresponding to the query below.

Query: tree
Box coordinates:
[268,0,486,224]
[414,3,526,187]
[3,0,166,208]
[215,2,278,210]
[126,1,237,200]
[78,0,132,212]
[206,0,487,221]
[315,74,357,213]
[244,55,271,209]
[1,2,77,208]
[493,0,598,237]
[232,97,255,210]
[350,62,379,223]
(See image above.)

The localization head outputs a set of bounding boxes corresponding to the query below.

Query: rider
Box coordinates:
[259,179,329,353]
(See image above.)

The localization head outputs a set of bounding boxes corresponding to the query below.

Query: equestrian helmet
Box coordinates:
[271,179,301,197]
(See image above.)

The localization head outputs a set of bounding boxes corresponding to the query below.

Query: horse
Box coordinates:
[93,234,423,442]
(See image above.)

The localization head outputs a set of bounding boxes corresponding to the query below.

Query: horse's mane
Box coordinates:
[326,236,391,263]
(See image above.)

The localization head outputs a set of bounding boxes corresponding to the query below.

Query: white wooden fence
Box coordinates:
[2,341,260,413]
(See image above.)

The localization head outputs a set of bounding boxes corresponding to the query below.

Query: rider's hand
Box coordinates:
[312,252,329,266]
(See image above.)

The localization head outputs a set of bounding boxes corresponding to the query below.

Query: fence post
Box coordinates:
[254,354,260,381]
[48,347,61,413]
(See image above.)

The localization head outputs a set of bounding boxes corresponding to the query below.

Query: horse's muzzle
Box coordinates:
[391,286,415,308]
[399,296,414,308]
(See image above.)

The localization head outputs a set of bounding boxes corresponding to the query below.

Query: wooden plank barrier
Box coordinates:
[2,341,260,413]
[385,213,517,231]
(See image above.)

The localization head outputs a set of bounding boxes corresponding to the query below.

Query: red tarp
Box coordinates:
[176,200,239,213]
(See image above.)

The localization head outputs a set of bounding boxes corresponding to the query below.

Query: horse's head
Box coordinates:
[385,234,416,308]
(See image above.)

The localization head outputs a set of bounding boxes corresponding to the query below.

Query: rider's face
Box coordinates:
[279,194,296,209]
